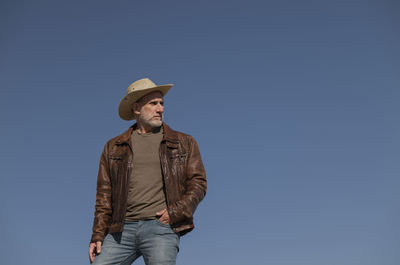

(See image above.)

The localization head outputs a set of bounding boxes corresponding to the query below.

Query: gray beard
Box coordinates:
[145,119,162,128]
[138,112,163,128]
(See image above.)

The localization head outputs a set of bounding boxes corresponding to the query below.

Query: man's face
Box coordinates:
[133,91,164,128]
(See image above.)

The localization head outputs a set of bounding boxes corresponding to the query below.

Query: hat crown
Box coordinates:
[127,78,157,94]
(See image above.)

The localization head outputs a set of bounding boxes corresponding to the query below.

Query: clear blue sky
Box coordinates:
[1,0,399,264]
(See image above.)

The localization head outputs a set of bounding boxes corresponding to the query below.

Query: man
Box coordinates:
[89,78,207,265]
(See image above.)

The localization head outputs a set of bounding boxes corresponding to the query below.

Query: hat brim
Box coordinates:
[118,84,172,121]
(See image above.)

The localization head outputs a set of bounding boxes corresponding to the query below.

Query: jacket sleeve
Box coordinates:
[90,144,112,243]
[167,136,207,224]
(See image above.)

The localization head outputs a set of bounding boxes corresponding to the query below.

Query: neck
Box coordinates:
[136,121,162,134]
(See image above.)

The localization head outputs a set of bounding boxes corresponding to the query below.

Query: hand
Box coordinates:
[89,241,102,263]
[156,209,170,224]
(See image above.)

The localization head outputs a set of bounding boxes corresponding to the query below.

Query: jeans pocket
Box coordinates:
[155,218,172,228]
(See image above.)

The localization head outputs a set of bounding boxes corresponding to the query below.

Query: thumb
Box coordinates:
[96,241,102,254]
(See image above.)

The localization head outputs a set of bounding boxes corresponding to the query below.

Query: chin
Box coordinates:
[147,120,162,128]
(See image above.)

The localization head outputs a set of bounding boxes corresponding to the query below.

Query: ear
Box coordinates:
[132,103,141,116]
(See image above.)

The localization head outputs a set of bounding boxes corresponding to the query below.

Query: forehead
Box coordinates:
[137,91,164,105]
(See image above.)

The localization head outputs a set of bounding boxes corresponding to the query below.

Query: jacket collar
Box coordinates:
[115,122,179,145]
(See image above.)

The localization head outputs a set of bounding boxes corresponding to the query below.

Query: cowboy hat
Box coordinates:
[118,78,173,120]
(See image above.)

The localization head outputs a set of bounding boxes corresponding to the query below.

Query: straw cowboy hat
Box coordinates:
[118,78,173,120]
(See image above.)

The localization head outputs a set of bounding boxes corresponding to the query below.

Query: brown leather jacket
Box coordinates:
[90,123,207,243]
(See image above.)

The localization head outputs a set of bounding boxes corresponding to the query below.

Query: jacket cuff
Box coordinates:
[167,202,192,224]
[90,233,105,244]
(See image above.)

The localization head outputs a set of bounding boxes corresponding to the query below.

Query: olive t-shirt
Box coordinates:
[124,127,167,221]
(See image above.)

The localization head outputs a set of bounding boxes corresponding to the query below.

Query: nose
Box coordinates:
[156,103,164,113]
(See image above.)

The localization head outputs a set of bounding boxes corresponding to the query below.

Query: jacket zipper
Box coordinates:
[159,142,170,207]
[118,141,133,224]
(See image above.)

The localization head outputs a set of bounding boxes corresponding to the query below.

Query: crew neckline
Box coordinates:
[134,126,163,137]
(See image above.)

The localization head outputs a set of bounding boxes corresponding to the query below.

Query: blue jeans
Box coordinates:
[92,220,180,265]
